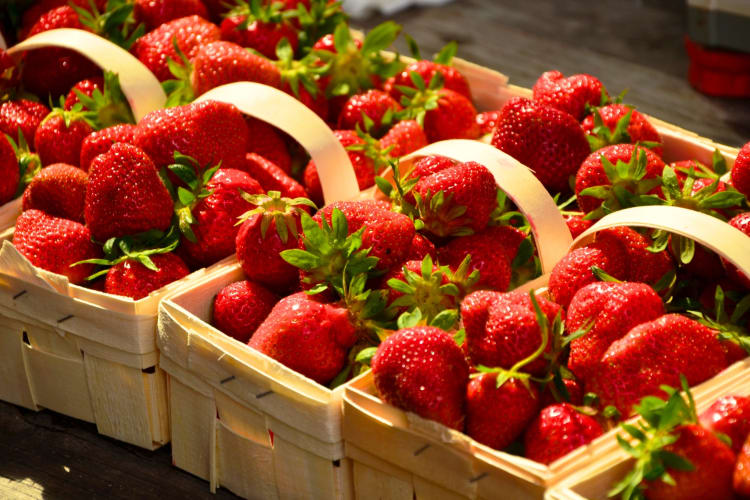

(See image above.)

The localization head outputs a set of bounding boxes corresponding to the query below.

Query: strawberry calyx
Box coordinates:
[294,0,348,54]
[237,189,316,243]
[374,159,419,218]
[276,38,329,99]
[582,86,624,117]
[580,146,663,220]
[585,107,661,153]
[6,130,41,197]
[72,0,145,50]
[42,96,99,131]
[162,39,196,107]
[227,0,286,26]
[74,71,135,128]
[658,165,746,222]
[687,284,750,355]
[609,376,698,500]
[413,187,474,237]
[395,70,444,127]
[673,149,728,180]
[347,121,394,170]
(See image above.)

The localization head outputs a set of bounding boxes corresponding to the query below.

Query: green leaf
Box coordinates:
[453,328,466,346]
[429,309,458,331]
[700,190,746,209]
[177,186,196,206]
[712,149,728,175]
[280,249,319,269]
[433,41,457,65]
[661,166,681,200]
[361,21,400,55]
[397,308,422,329]
[355,346,378,366]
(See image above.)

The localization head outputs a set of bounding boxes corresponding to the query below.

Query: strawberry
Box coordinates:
[401,84,479,142]
[407,154,457,179]
[34,108,94,168]
[595,226,675,286]
[131,15,220,82]
[540,377,584,407]
[411,161,497,237]
[236,153,306,199]
[531,70,605,120]
[731,142,750,198]
[475,110,502,136]
[385,59,471,103]
[164,40,281,105]
[337,89,401,134]
[460,289,504,342]
[589,314,728,417]
[582,104,662,155]
[64,77,104,110]
[404,232,436,262]
[85,143,173,241]
[105,252,190,299]
[79,124,137,172]
[0,48,19,95]
[0,133,18,205]
[575,144,665,216]
[0,99,50,150]
[248,292,357,384]
[736,433,750,496]
[438,225,526,291]
[613,384,736,500]
[134,0,209,30]
[699,395,750,454]
[133,100,249,172]
[372,326,469,429]
[212,280,277,342]
[724,212,750,289]
[564,214,593,238]
[13,209,100,284]
[235,191,312,292]
[244,116,291,174]
[219,1,298,58]
[491,97,590,193]
[378,119,427,158]
[524,403,603,464]
[566,281,664,382]
[20,0,107,38]
[22,164,87,222]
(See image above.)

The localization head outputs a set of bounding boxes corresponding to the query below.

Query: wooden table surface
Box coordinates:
[2,1,750,499]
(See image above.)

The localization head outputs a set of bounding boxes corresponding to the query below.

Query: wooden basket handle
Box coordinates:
[194,82,360,205]
[8,28,166,121]
[571,205,750,280]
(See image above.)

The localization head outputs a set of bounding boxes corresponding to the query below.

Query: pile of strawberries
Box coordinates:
[1,0,750,493]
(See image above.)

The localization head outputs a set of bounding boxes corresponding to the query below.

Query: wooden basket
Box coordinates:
[343,205,750,500]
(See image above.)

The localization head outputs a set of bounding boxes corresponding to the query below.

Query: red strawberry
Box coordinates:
[219,5,298,59]
[0,99,50,149]
[531,70,605,120]
[244,116,291,173]
[735,433,750,496]
[131,15,220,82]
[212,280,278,343]
[34,109,94,167]
[180,168,261,267]
[79,124,137,172]
[699,395,750,454]
[385,60,472,102]
[337,89,401,133]
[378,119,427,158]
[282,81,329,121]
[64,77,103,110]
[407,154,458,179]
[723,212,750,289]
[566,281,664,381]
[372,326,469,430]
[134,0,209,30]
[248,292,357,384]
[0,48,19,95]
[491,97,590,193]
[564,214,593,238]
[0,133,18,205]
[582,104,663,155]
[404,232,436,262]
[22,164,87,222]
[20,0,105,38]
[85,143,173,241]
[731,142,750,198]
[595,226,675,286]
[105,252,189,299]
[438,225,525,291]
[13,209,100,284]
[237,153,306,199]
[466,374,541,450]
[589,314,728,417]
[424,88,479,142]
[524,403,603,464]
[412,161,497,237]
[476,110,502,136]
[133,100,249,172]
[460,289,504,343]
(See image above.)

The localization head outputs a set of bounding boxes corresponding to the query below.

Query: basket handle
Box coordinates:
[8,28,166,121]
[194,82,360,205]
[399,139,573,274]
[571,205,750,280]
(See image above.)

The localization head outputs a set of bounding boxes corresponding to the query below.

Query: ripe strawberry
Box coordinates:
[372,326,469,430]
[0,99,50,150]
[407,154,457,179]
[85,143,173,241]
[105,252,189,299]
[404,232,436,262]
[460,289,504,341]
[724,212,750,289]
[133,100,249,172]
[589,314,728,417]
[212,280,278,342]
[595,226,675,286]
[476,110,502,136]
[412,161,497,237]
[131,15,220,82]
[236,153,306,199]
[438,225,525,291]
[0,133,18,205]
[378,119,427,158]
[575,144,665,215]
[385,59,472,102]
[420,88,480,142]
[491,97,590,193]
[20,0,106,38]
[337,89,401,134]
[34,110,93,168]
[64,77,103,110]
[531,70,605,120]
[22,164,87,222]
[180,168,260,267]
[13,209,100,284]
[566,281,664,381]
[524,403,603,464]
[248,292,357,384]
[79,124,137,171]
[582,104,663,155]
[244,116,291,174]
[219,2,298,59]
[699,395,750,454]
[134,0,209,30]
[564,214,593,238]
[731,142,750,198]
[466,374,541,451]
[736,433,750,496]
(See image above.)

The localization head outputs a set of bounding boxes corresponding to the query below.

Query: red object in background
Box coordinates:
[685,36,750,97]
